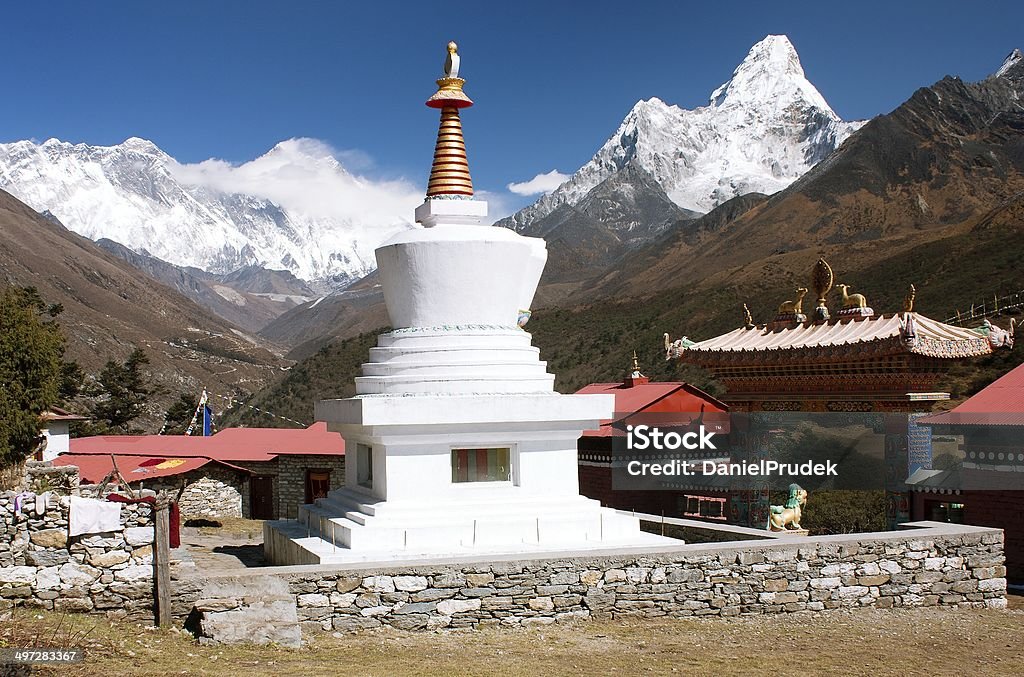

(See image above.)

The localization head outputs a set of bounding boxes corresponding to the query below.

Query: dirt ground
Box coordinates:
[2,596,1022,676]
[174,519,267,573]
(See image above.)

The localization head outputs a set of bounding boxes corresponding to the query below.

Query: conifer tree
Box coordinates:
[0,286,77,468]
[162,392,200,435]
[84,348,154,434]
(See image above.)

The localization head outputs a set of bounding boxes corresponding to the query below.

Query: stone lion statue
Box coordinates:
[767,483,808,532]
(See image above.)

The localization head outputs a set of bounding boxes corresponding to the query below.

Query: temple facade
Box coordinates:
[576,355,730,518]
[915,364,1024,582]
[664,258,1015,526]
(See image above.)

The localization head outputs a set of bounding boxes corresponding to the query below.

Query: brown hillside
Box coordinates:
[0,190,286,427]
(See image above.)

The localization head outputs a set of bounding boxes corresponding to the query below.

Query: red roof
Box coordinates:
[67,422,345,462]
[921,363,1024,427]
[576,380,728,437]
[53,454,249,484]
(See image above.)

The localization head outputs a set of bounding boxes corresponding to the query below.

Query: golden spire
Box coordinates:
[903,284,916,313]
[425,41,474,198]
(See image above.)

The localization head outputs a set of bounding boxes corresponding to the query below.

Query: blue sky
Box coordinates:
[3,1,1022,214]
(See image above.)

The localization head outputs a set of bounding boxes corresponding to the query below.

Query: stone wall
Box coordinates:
[0,489,155,620]
[277,455,346,520]
[174,522,1006,635]
[147,466,249,520]
[237,455,347,520]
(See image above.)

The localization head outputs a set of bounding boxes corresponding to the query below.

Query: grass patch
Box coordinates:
[193,517,264,540]
[2,602,1022,676]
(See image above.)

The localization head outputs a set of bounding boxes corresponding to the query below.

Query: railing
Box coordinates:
[945,290,1024,326]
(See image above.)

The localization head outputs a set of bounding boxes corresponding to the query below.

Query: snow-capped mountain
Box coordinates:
[0,137,420,289]
[995,48,1023,78]
[500,35,865,231]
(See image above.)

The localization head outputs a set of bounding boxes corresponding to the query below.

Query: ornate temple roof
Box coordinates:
[673,312,993,361]
[665,257,1012,367]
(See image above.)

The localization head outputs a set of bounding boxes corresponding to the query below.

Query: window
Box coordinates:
[681,494,727,521]
[451,448,511,483]
[357,444,373,488]
[305,470,331,504]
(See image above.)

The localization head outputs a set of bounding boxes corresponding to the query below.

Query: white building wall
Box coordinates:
[42,422,70,462]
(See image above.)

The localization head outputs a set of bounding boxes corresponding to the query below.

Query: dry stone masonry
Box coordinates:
[176,522,1007,639]
[0,478,155,619]
[147,465,246,520]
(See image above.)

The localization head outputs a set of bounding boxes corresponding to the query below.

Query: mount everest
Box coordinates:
[0,137,420,290]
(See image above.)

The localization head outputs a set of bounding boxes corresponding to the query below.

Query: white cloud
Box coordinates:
[474,189,518,222]
[167,137,423,227]
[506,169,570,196]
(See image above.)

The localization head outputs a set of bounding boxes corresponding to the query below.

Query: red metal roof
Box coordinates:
[67,422,345,461]
[576,380,728,437]
[53,454,249,484]
[921,363,1024,427]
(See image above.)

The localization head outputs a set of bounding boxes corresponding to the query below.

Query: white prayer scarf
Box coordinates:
[68,496,122,537]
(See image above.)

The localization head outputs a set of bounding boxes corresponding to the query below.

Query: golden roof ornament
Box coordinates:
[626,350,643,376]
[903,284,916,313]
[425,41,474,198]
[743,303,755,329]
[811,258,834,322]
[770,287,808,330]
[836,283,873,318]
[625,349,648,386]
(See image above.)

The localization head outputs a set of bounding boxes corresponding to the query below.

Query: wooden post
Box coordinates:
[153,493,172,628]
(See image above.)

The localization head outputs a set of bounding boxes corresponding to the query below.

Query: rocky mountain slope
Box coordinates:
[590,48,1024,303]
[95,239,314,333]
[0,189,286,427]
[0,137,417,289]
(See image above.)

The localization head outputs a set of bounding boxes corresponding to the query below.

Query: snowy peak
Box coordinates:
[994,48,1023,78]
[709,35,836,118]
[0,137,420,288]
[499,35,862,230]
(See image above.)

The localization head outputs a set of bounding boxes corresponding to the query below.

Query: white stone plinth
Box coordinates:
[414,197,489,227]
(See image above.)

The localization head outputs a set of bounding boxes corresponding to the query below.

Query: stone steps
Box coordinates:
[287,488,646,557]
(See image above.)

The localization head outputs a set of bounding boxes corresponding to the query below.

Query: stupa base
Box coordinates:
[264,488,677,565]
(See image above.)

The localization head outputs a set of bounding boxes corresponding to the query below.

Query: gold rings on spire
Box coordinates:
[427,107,473,197]
[425,42,474,197]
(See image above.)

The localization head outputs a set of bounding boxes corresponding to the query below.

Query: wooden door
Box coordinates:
[305,470,331,504]
[250,476,275,519]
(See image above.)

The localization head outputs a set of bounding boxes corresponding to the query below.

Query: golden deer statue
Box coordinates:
[777,288,808,315]
[836,284,868,309]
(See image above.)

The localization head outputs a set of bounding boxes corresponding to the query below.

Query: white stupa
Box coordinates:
[264,43,664,564]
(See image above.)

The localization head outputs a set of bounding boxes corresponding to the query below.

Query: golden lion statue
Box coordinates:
[768,483,808,532]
